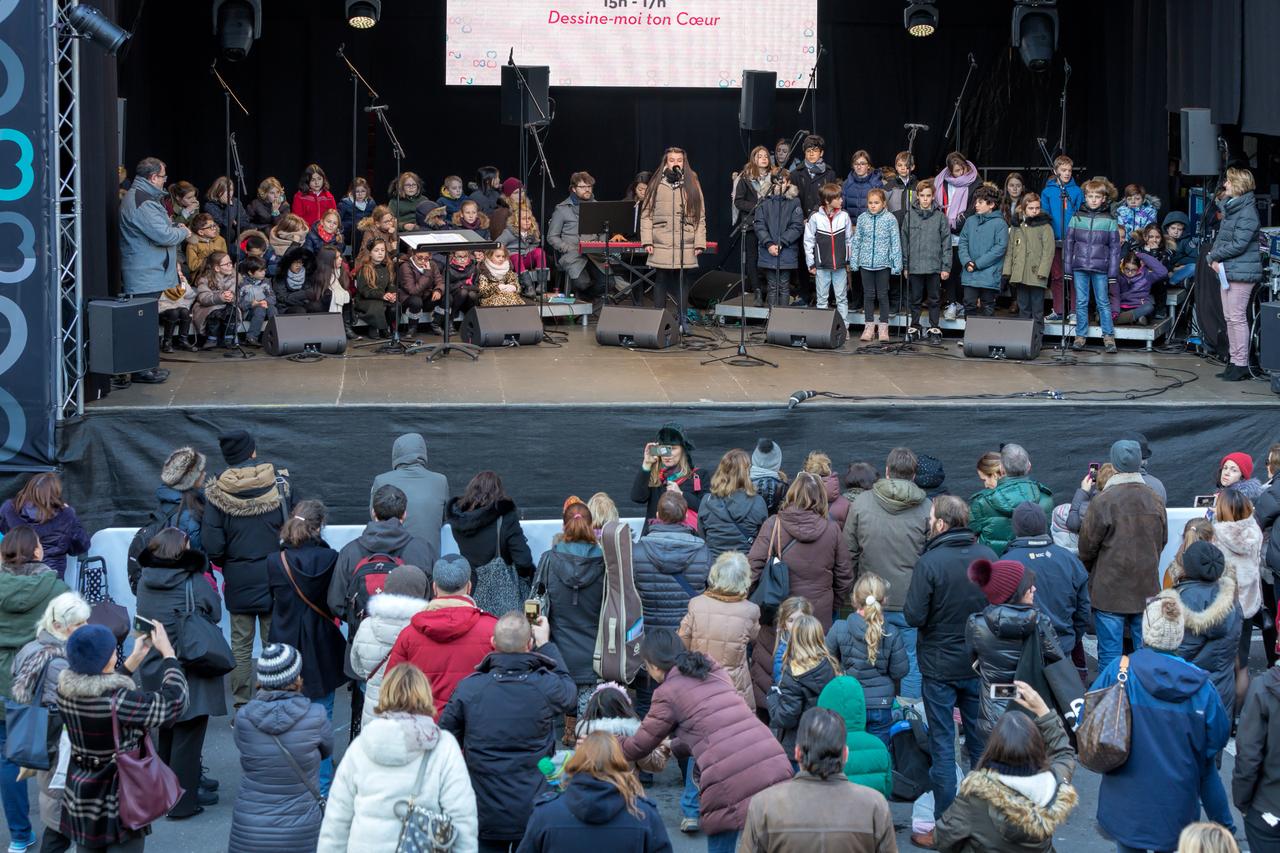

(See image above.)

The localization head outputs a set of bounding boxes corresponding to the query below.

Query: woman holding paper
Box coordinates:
[1208,167,1263,381]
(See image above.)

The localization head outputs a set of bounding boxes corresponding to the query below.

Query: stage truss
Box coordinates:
[52,0,84,420]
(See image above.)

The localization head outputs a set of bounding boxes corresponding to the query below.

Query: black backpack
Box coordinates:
[344,552,403,630]
[888,706,933,802]
[127,504,180,594]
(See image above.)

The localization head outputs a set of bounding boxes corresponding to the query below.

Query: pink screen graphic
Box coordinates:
[445,1,818,88]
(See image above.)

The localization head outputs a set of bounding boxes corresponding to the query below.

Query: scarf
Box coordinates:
[750,173,771,196]
[483,257,511,278]
[317,223,335,242]
[328,267,349,310]
[804,158,827,176]
[381,711,441,752]
[933,160,979,228]
[751,465,783,482]
[286,267,306,291]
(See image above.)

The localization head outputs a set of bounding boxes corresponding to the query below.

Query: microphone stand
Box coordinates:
[228,131,247,250]
[944,53,978,153]
[223,274,254,360]
[796,42,825,134]
[211,62,248,253]
[702,186,776,368]
[507,53,556,329]
[1055,59,1072,156]
[336,43,370,252]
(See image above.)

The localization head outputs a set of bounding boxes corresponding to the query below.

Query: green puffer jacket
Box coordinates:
[0,563,69,720]
[969,477,1055,556]
[817,675,892,798]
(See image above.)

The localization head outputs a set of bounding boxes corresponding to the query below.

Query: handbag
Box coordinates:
[270,733,324,813]
[112,694,183,829]
[1076,654,1132,773]
[471,516,528,617]
[394,751,458,852]
[3,661,54,770]
[748,521,796,626]
[174,579,235,677]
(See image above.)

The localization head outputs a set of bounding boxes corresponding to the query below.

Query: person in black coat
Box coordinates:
[1001,503,1091,658]
[544,500,606,719]
[439,612,577,849]
[135,529,226,818]
[789,134,840,218]
[1257,450,1280,614]
[1175,541,1243,716]
[697,449,768,560]
[264,500,349,796]
[271,246,319,314]
[1234,659,1280,851]
[445,471,536,590]
[630,422,707,535]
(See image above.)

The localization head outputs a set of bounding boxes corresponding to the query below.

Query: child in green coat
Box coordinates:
[816,675,893,798]
[1002,194,1055,338]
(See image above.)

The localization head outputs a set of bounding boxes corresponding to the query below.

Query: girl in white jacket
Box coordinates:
[318,665,477,853]
[347,565,430,730]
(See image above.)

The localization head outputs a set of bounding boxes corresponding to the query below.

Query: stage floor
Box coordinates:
[90,321,1274,410]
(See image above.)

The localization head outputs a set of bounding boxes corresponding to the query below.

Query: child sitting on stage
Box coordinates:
[204,176,248,245]
[452,198,490,234]
[238,229,278,277]
[803,183,853,326]
[338,177,375,243]
[496,203,548,295]
[388,171,425,231]
[247,176,290,233]
[353,239,397,338]
[357,205,400,259]
[395,243,444,337]
[443,248,480,318]
[1138,224,1172,319]
[193,251,237,349]
[186,213,227,276]
[304,208,344,255]
[957,185,1008,322]
[158,267,196,353]
[476,245,525,307]
[169,181,201,229]
[1113,249,1167,326]
[292,163,337,227]
[1001,193,1055,336]
[1064,178,1122,352]
[1116,183,1158,241]
[436,175,465,218]
[236,256,276,347]
[272,246,316,315]
[851,187,903,342]
[1162,211,1197,289]
[269,213,308,258]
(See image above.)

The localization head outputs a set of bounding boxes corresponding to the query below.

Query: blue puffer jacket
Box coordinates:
[841,170,883,221]
[850,209,902,273]
[632,523,711,630]
[1091,646,1230,852]
[1040,177,1084,241]
[957,210,1009,290]
[1063,206,1122,278]
[753,186,805,271]
[1208,192,1264,283]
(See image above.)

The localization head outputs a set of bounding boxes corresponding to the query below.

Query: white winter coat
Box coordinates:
[317,714,478,853]
[1214,518,1265,618]
[348,593,429,728]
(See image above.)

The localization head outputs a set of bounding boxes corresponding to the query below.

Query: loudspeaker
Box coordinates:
[460,305,544,346]
[263,313,347,356]
[962,316,1042,360]
[765,307,847,349]
[596,306,677,349]
[1180,108,1220,176]
[88,297,158,375]
[739,70,776,131]
[500,65,550,127]
[1260,301,1280,371]
[688,270,743,309]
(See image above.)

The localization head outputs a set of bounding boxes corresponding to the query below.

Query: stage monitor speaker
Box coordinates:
[460,305,544,347]
[962,316,1042,360]
[263,313,348,356]
[88,297,158,375]
[596,306,677,349]
[739,70,776,131]
[1180,108,1220,176]
[1260,301,1280,371]
[765,307,847,349]
[500,65,550,127]
[688,270,743,309]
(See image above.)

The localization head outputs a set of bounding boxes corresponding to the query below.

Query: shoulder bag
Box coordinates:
[394,751,458,852]
[112,694,183,829]
[174,578,235,677]
[3,660,54,769]
[471,516,528,616]
[1076,654,1131,772]
[748,520,797,626]
[270,733,325,813]
[280,551,337,622]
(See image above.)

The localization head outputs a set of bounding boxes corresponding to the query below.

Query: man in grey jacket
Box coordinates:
[546,171,608,302]
[370,433,447,567]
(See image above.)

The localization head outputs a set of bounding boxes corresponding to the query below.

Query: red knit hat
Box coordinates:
[968,559,1031,606]
[1221,452,1254,482]
[501,178,524,197]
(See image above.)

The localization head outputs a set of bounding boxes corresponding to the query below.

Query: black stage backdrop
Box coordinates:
[108,0,1168,274]
[41,402,1278,533]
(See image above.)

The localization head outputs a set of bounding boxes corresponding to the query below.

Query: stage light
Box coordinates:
[904,2,938,38]
[1012,0,1058,72]
[64,5,131,55]
[346,0,381,29]
[212,0,262,61]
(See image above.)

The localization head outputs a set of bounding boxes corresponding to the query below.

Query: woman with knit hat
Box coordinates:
[631,422,707,535]
[228,643,332,853]
[1217,451,1266,502]
[749,438,787,516]
[156,446,207,552]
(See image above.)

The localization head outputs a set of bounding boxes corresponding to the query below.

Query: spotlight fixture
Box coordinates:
[346,0,381,29]
[212,0,262,61]
[904,2,938,38]
[1012,0,1058,72]
[63,4,131,55]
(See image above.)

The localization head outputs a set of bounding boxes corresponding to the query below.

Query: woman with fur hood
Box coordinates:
[347,565,429,730]
[1214,488,1265,710]
[935,683,1077,853]
[574,684,669,775]
[1174,540,1243,715]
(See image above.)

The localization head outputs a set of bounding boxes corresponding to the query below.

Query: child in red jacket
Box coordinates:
[292,163,337,227]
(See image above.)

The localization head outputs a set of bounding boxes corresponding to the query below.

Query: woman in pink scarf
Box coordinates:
[933,152,980,232]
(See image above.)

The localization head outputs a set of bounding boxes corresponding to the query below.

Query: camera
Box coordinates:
[1194,494,1216,509]
[133,615,157,635]
[654,444,675,457]
[524,599,541,624]
[990,683,1018,700]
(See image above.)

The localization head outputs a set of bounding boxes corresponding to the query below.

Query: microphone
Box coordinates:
[967,52,977,67]
[364,104,388,113]
[336,43,344,57]
[816,42,827,58]
[672,165,683,180]
[787,390,818,410]
[508,46,515,66]
[904,122,929,131]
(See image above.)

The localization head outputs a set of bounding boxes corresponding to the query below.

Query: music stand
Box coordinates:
[576,200,636,303]
[400,230,498,361]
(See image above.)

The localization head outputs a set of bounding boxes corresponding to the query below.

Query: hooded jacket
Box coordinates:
[1257,477,1280,587]
[318,714,477,853]
[752,508,853,630]
[246,197,290,234]
[202,461,292,614]
[229,690,333,853]
[1091,648,1230,852]
[1214,517,1264,619]
[633,523,712,631]
[1063,205,1122,278]
[753,184,804,271]
[385,596,498,712]
[271,246,318,311]
[1001,536,1091,655]
[0,501,92,580]
[817,676,893,797]
[348,592,427,728]
[903,528,996,682]
[544,541,606,685]
[1233,665,1280,819]
[444,497,536,591]
[969,477,1055,556]
[966,604,1063,733]
[517,776,670,853]
[825,611,908,709]
[803,206,854,271]
[0,564,68,720]
[958,210,1010,289]
[842,479,932,612]
[1175,560,1242,715]
[370,433,448,563]
[841,169,883,221]
[790,160,840,217]
[326,518,434,625]
[639,177,707,271]
[822,474,851,528]
[935,712,1078,853]
[1207,191,1264,283]
[266,539,350,700]
[395,255,445,304]
[439,644,577,843]
[697,490,768,561]
[768,657,837,754]
[119,175,190,295]
[1077,473,1168,615]
[901,202,952,275]
[679,592,760,710]
[1002,213,1055,288]
[135,548,227,721]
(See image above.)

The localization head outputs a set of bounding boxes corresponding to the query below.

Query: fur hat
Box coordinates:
[1142,591,1185,651]
[256,643,302,689]
[1109,439,1142,474]
[218,429,256,466]
[432,555,472,595]
[1221,452,1254,482]
[914,454,946,491]
[161,447,206,491]
[752,438,782,472]
[1012,501,1048,537]
[968,559,1034,606]
[66,624,117,675]
[384,564,429,599]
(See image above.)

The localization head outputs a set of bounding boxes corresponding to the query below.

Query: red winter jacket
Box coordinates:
[385,595,498,713]
[291,190,337,227]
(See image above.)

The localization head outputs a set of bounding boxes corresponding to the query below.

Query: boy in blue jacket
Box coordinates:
[957,186,1008,319]
[1041,155,1084,322]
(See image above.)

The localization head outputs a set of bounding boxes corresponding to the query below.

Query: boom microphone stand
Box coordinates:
[337,43,370,251]
[1055,59,1072,156]
[702,186,776,367]
[796,42,825,134]
[944,53,978,153]
[507,52,556,327]
[211,62,248,250]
